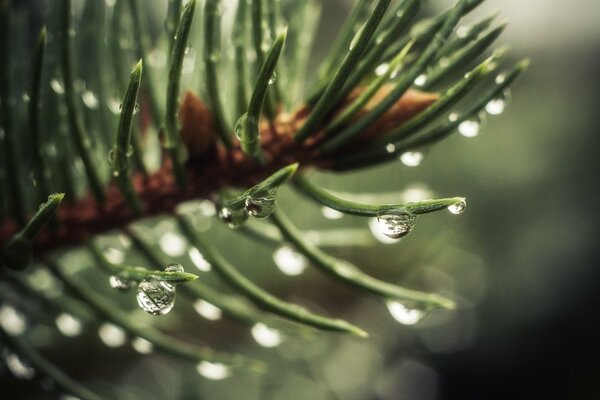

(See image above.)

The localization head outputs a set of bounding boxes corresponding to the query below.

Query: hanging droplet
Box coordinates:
[109,274,134,291]
[218,206,248,229]
[447,198,467,215]
[485,90,509,115]
[245,191,277,218]
[188,247,211,271]
[50,78,65,94]
[375,209,417,239]
[234,113,248,140]
[3,351,35,380]
[414,74,428,87]
[136,279,176,316]
[98,323,127,347]
[55,313,82,337]
[458,119,481,138]
[251,323,283,348]
[386,300,427,325]
[196,361,231,380]
[273,246,307,276]
[268,72,277,85]
[321,206,344,220]
[81,90,99,109]
[375,63,390,77]
[159,232,186,257]
[400,151,424,167]
[0,305,26,336]
[194,299,222,321]
[131,337,154,354]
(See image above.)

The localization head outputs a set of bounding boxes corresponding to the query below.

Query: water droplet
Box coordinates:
[447,198,467,215]
[485,91,509,115]
[321,206,344,220]
[165,262,184,273]
[458,119,480,138]
[251,323,283,348]
[188,247,211,271]
[218,206,248,229]
[55,313,82,337]
[131,337,154,354]
[184,42,192,55]
[98,323,127,347]
[4,351,35,379]
[385,143,396,154]
[81,90,99,109]
[193,300,222,321]
[0,305,26,336]
[349,24,365,50]
[133,103,141,115]
[50,78,65,94]
[159,232,186,257]
[495,73,506,85]
[448,113,459,122]
[136,279,176,316]
[109,274,134,291]
[234,113,248,140]
[245,192,277,218]
[108,98,121,115]
[268,72,277,85]
[196,361,231,380]
[375,209,417,239]
[400,151,424,167]
[103,247,125,264]
[375,63,389,77]
[273,246,307,276]
[455,25,470,38]
[386,300,427,325]
[414,74,428,87]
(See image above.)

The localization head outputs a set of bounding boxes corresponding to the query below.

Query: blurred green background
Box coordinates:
[2,0,600,399]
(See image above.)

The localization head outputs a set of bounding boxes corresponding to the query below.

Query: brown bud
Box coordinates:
[179,91,217,157]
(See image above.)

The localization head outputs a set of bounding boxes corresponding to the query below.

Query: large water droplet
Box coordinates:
[193,299,222,321]
[196,361,231,380]
[321,206,344,220]
[4,351,35,380]
[81,90,99,109]
[386,300,427,325]
[0,305,26,336]
[109,274,134,291]
[131,337,154,354]
[218,206,248,229]
[188,247,211,272]
[98,323,127,347]
[414,74,428,87]
[245,192,276,218]
[50,78,65,94]
[159,232,186,257]
[400,151,424,167]
[55,313,82,337]
[273,246,307,276]
[251,323,283,348]
[447,198,467,215]
[136,279,176,316]
[375,209,417,239]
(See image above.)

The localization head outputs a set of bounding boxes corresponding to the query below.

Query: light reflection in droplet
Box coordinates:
[368,218,398,244]
[386,301,426,325]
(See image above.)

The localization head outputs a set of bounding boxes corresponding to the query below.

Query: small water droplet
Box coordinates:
[196,361,231,380]
[184,42,192,55]
[133,103,141,115]
[81,90,99,109]
[165,262,184,273]
[235,113,248,140]
[447,198,467,215]
[400,151,424,167]
[109,274,134,291]
[448,113,459,122]
[131,337,154,354]
[385,143,396,154]
[50,78,65,94]
[98,323,127,347]
[218,206,248,229]
[386,300,427,325]
[273,246,307,276]
[4,351,35,379]
[194,299,222,321]
[455,25,470,38]
[0,305,26,336]
[245,192,276,218]
[375,63,389,77]
[485,91,509,115]
[458,119,480,138]
[136,279,176,316]
[375,209,417,239]
[349,24,365,50]
[188,247,211,271]
[159,232,186,257]
[251,323,283,348]
[321,206,344,220]
[268,72,277,85]
[414,74,428,87]
[495,73,506,85]
[55,313,82,337]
